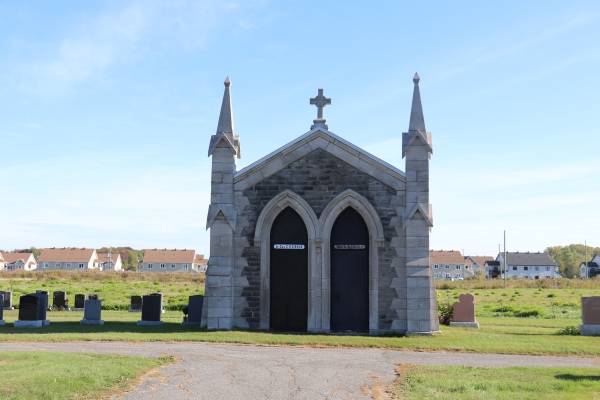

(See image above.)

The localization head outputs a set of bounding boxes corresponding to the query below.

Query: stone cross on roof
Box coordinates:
[310,89,331,130]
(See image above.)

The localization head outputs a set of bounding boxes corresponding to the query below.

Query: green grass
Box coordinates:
[396,364,600,399]
[0,351,172,400]
[1,311,599,357]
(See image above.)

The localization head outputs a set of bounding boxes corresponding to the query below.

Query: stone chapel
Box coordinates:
[202,74,439,335]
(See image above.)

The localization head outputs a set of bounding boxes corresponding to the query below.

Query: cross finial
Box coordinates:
[310,89,331,130]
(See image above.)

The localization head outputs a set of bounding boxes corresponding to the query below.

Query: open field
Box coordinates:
[396,364,600,399]
[0,271,205,311]
[0,350,172,400]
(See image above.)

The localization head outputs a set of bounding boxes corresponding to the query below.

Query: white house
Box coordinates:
[580,254,600,279]
[97,252,122,271]
[465,255,494,274]
[0,252,4,270]
[195,254,208,273]
[140,249,198,273]
[430,250,474,280]
[0,252,37,271]
[497,251,561,279]
[38,248,100,271]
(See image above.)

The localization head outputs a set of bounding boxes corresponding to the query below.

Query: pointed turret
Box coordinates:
[208,77,241,158]
[408,73,426,132]
[216,77,234,137]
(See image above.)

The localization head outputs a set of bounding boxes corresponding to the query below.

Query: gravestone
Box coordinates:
[14,295,45,328]
[579,296,600,336]
[1,291,13,310]
[73,294,85,310]
[449,293,479,329]
[182,295,204,326]
[0,294,4,325]
[53,291,67,310]
[129,295,143,312]
[80,298,104,325]
[138,294,163,325]
[34,291,49,321]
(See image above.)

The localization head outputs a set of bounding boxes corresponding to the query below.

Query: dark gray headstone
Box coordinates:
[187,295,204,324]
[74,294,85,309]
[131,296,143,310]
[83,299,102,321]
[18,295,39,321]
[53,291,67,309]
[141,294,162,322]
[0,294,3,320]
[0,291,12,308]
[33,291,48,320]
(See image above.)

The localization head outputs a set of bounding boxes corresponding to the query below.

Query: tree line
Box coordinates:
[546,244,600,279]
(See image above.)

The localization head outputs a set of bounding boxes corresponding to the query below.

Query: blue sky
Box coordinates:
[1,1,599,257]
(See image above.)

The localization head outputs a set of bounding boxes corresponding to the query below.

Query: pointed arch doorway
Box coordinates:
[269,207,308,332]
[330,207,369,332]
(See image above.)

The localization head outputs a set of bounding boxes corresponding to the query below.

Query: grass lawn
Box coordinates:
[0,310,599,357]
[396,364,600,399]
[0,351,172,400]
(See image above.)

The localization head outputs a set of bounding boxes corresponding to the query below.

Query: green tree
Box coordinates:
[546,244,600,278]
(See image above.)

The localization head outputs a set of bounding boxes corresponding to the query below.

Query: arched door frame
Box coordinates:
[319,189,385,332]
[254,190,319,330]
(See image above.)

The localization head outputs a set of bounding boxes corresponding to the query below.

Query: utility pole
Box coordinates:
[504,230,507,288]
[586,240,588,279]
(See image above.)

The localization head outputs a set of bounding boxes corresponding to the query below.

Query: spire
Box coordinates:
[408,72,426,132]
[216,76,234,137]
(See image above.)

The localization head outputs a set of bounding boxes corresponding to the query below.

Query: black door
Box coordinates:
[270,207,308,332]
[331,207,369,332]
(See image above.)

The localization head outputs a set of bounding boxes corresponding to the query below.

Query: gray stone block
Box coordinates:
[80,319,105,325]
[579,324,600,336]
[450,322,479,329]
[137,321,163,326]
[14,320,44,328]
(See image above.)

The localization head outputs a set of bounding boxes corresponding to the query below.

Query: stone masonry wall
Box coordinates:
[236,148,403,329]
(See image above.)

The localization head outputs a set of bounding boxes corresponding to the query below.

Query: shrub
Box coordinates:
[557,326,580,335]
[547,293,557,298]
[437,293,453,325]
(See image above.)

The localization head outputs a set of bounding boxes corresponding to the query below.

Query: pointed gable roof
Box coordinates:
[208,77,241,158]
[233,127,405,192]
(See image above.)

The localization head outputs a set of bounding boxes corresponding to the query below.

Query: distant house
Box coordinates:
[430,250,474,280]
[496,251,561,279]
[465,255,494,273]
[140,249,198,273]
[97,252,122,271]
[580,254,600,279]
[38,248,100,271]
[484,260,502,279]
[0,252,4,270]
[0,252,37,271]
[195,254,208,273]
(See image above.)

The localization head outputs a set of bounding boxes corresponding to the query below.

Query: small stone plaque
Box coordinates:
[452,293,476,323]
[581,296,600,325]
[53,291,67,309]
[333,244,366,250]
[82,299,103,323]
[274,244,305,249]
[130,295,143,311]
[141,294,162,322]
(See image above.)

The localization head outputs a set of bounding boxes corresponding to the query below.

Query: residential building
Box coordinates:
[465,255,494,273]
[140,249,198,273]
[580,254,600,279]
[97,252,122,271]
[496,251,561,279]
[484,260,502,279]
[38,248,100,271]
[0,252,4,270]
[430,250,474,280]
[195,254,208,273]
[0,252,37,271]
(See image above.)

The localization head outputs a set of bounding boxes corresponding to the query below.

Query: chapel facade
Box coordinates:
[202,74,439,334]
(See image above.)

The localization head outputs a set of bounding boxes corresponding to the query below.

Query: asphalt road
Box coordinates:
[3,342,599,399]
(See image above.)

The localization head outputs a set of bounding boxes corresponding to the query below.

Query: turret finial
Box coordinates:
[413,72,420,84]
[224,76,231,87]
[409,74,425,132]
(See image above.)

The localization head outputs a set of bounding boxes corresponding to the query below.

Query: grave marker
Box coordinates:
[81,295,104,325]
[138,294,163,325]
[129,295,142,312]
[579,296,600,336]
[53,291,68,310]
[73,294,85,310]
[14,294,49,328]
[449,293,479,329]
[0,291,13,310]
[0,294,4,325]
[182,295,204,326]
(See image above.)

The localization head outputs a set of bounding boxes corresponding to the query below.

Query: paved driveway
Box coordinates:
[3,342,599,399]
